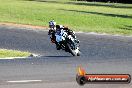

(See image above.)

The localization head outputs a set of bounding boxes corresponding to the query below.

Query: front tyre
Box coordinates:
[67,43,80,56]
[74,47,81,56]
[77,50,81,56]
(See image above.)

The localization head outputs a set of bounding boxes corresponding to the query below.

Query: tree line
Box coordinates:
[76,0,132,3]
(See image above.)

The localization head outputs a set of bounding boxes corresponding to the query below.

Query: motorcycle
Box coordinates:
[55,29,81,56]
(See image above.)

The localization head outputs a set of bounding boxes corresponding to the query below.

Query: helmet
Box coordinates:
[49,20,56,25]
[49,20,56,29]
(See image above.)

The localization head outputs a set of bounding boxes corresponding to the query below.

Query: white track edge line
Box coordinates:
[7,80,42,83]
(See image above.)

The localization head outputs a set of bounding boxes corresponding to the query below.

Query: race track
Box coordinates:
[0,25,132,88]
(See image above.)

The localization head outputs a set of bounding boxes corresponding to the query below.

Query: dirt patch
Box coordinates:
[0,22,48,30]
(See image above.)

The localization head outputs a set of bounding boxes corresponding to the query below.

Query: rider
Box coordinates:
[48,20,79,50]
[48,20,56,43]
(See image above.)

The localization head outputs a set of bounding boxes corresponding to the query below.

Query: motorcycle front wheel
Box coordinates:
[67,43,80,56]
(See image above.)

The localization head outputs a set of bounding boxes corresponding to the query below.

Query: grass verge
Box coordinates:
[0,49,31,58]
[0,0,132,35]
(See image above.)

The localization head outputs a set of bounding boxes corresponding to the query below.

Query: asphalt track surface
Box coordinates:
[0,25,132,88]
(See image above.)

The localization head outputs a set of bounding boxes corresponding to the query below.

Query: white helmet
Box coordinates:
[49,20,56,29]
[49,20,56,26]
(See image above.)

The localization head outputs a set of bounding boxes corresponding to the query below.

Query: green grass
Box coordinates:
[0,0,132,35]
[0,49,31,58]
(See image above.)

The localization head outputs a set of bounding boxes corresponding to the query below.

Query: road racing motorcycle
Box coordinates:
[55,29,81,56]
